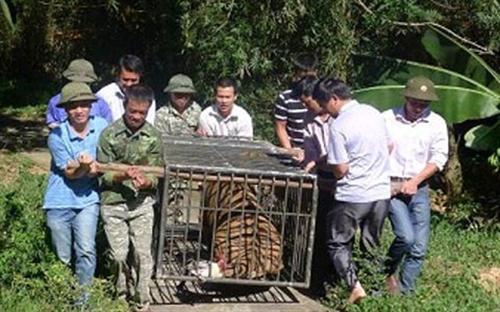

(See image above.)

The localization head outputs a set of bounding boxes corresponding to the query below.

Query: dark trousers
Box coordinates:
[326,199,389,289]
[310,188,335,293]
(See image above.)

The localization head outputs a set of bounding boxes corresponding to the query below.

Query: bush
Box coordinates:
[0,153,125,311]
[446,153,500,230]
[323,218,500,311]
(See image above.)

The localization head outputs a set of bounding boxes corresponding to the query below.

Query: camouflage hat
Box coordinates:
[62,59,98,83]
[164,74,196,93]
[57,82,97,108]
[404,76,439,102]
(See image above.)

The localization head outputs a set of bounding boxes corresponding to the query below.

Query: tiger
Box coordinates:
[201,180,283,279]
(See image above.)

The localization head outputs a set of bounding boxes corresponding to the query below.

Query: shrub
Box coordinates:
[0,153,125,311]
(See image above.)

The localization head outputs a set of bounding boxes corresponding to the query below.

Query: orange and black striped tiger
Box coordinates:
[202,181,283,279]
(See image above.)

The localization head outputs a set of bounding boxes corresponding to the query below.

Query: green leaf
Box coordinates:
[353,54,498,97]
[423,26,500,92]
[0,0,15,33]
[353,85,500,124]
[464,119,500,151]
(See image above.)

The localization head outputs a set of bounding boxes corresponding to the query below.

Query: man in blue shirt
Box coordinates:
[43,81,108,300]
[45,59,112,128]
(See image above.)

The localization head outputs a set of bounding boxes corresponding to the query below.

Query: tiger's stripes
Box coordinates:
[202,181,283,279]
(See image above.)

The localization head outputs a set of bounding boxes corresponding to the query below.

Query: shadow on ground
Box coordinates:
[0,114,48,152]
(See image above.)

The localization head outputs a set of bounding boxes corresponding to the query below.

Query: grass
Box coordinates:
[323,216,500,311]
[0,152,127,312]
[0,149,499,311]
[0,103,46,120]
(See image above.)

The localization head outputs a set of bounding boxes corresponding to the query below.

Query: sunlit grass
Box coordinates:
[323,217,500,311]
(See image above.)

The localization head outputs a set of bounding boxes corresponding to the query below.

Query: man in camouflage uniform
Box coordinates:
[97,84,163,312]
[155,74,201,223]
[155,74,201,136]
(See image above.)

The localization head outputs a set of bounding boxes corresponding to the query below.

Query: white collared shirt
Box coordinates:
[198,104,253,139]
[96,82,156,124]
[327,100,391,203]
[383,106,448,178]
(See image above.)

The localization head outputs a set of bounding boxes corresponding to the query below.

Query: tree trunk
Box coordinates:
[443,126,463,200]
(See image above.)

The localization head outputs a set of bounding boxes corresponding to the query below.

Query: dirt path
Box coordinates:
[0,113,51,171]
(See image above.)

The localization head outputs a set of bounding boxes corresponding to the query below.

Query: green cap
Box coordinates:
[62,59,98,83]
[404,76,439,102]
[57,82,97,108]
[163,74,196,93]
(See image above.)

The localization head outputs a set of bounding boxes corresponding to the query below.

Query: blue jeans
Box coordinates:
[46,204,99,286]
[386,185,430,293]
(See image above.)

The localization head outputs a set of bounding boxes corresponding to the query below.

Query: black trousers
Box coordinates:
[310,188,335,293]
[326,199,389,289]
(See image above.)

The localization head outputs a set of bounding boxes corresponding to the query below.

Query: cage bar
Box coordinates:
[155,136,318,288]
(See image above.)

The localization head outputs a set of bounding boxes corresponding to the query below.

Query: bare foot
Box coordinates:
[347,282,367,304]
[386,275,400,295]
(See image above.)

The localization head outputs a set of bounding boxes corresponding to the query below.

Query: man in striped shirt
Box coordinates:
[274,53,318,149]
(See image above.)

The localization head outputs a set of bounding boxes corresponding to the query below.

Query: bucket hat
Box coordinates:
[403,76,439,102]
[57,82,97,108]
[163,74,196,93]
[62,59,98,83]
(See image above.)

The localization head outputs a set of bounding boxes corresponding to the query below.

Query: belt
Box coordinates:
[390,177,410,182]
[390,177,428,188]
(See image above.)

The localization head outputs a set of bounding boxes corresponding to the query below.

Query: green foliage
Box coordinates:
[353,27,500,123]
[354,84,499,124]
[323,219,500,311]
[0,0,14,33]
[0,153,125,311]
[178,0,357,81]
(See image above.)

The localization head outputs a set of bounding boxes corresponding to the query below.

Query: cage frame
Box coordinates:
[154,136,318,288]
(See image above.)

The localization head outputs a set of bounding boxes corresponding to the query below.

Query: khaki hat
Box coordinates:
[57,82,97,108]
[163,74,196,93]
[62,59,98,83]
[404,76,439,102]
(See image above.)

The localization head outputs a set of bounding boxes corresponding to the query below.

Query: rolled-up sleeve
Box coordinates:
[429,118,449,171]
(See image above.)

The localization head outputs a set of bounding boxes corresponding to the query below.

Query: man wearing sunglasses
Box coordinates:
[383,76,449,295]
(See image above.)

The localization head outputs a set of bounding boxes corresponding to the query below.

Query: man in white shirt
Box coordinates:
[313,77,391,304]
[97,55,156,124]
[383,76,448,295]
[198,77,253,139]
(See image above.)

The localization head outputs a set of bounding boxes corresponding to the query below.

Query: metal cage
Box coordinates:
[154,136,317,288]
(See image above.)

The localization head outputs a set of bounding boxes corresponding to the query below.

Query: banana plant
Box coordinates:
[0,0,15,33]
[352,25,500,197]
[421,26,500,171]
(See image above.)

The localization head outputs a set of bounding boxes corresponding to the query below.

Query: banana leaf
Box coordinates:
[0,0,15,33]
[353,54,498,98]
[464,119,500,151]
[353,85,500,124]
[422,26,500,92]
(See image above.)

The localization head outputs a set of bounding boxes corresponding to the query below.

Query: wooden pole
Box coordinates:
[96,162,314,189]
